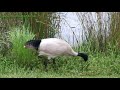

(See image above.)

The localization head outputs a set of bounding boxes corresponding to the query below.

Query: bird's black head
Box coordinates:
[24,40,41,50]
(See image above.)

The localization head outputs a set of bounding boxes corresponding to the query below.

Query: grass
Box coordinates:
[0,12,120,78]
[0,54,120,78]
[0,26,120,78]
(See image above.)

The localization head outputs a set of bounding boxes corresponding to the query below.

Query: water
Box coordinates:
[55,12,111,47]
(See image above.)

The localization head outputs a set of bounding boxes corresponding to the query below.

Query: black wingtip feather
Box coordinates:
[78,53,88,61]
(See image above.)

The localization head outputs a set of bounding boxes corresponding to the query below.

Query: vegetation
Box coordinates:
[0,12,120,78]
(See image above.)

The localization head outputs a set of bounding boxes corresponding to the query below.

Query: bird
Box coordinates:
[24,38,88,70]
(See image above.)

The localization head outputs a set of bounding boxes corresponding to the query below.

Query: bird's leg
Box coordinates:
[43,59,48,71]
[52,58,56,65]
[52,58,58,71]
[38,55,48,71]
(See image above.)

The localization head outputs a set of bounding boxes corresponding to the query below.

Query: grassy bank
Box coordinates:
[0,12,120,78]
[0,53,120,78]
[0,27,120,78]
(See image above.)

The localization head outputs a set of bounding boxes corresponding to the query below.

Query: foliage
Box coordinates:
[0,12,120,78]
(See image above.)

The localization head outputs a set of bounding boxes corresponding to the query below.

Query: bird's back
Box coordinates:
[38,38,73,57]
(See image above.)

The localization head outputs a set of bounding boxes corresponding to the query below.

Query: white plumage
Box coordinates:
[38,38,78,59]
[24,38,88,69]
